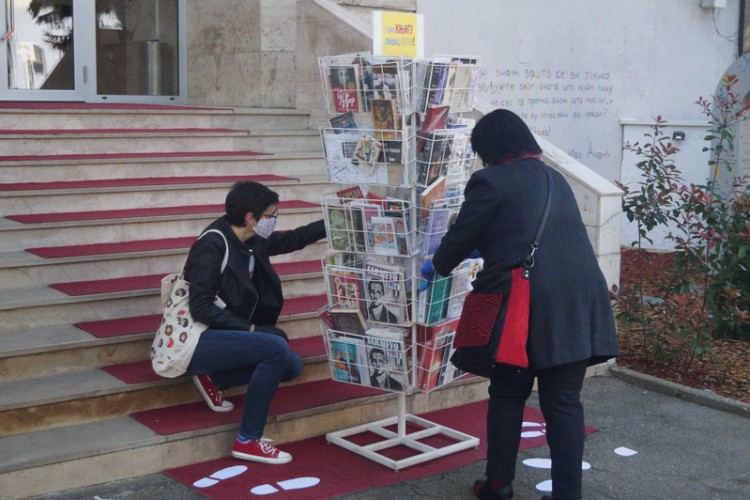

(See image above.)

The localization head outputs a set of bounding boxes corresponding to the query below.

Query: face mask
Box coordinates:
[254,216,277,239]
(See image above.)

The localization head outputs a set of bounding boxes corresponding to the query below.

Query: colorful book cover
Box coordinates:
[329,64,361,113]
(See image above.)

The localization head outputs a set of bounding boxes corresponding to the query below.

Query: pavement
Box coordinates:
[29,366,750,500]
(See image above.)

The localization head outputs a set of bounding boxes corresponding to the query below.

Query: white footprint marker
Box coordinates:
[536,479,553,492]
[521,421,546,438]
[615,446,638,456]
[193,465,248,488]
[523,458,591,470]
[250,476,320,495]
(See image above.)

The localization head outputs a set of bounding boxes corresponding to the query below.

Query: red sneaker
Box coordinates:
[193,375,234,412]
[232,437,292,464]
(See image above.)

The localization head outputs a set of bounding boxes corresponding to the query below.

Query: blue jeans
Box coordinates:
[186,327,303,440]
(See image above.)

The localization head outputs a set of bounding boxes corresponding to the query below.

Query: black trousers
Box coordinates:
[485,360,589,500]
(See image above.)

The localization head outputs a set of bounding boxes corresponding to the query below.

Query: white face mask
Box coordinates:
[254,216,277,239]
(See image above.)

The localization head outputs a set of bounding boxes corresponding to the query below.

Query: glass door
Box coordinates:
[1,0,88,101]
[1,0,185,103]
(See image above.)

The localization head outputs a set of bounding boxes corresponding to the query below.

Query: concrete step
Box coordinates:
[0,175,331,220]
[0,376,489,499]
[0,150,328,184]
[0,292,328,381]
[0,336,329,436]
[0,238,329,288]
[0,104,311,131]
[0,128,321,156]
[0,202,323,251]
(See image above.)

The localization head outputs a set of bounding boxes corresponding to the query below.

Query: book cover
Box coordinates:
[327,267,366,314]
[329,110,359,132]
[329,307,367,335]
[426,273,452,324]
[422,132,453,186]
[352,133,383,174]
[329,335,367,384]
[445,258,482,319]
[336,185,365,203]
[364,260,407,325]
[445,133,472,184]
[416,317,459,390]
[370,98,398,140]
[329,64,361,113]
[422,202,452,256]
[371,61,400,101]
[350,201,382,253]
[417,104,450,152]
[364,328,408,391]
[447,63,476,110]
[379,139,403,164]
[419,176,447,220]
[366,216,400,256]
[439,335,466,386]
[421,62,448,112]
[327,205,354,252]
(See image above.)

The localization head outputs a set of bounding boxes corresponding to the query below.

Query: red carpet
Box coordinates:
[1,174,297,192]
[133,379,384,435]
[0,127,242,135]
[0,150,270,163]
[6,199,318,224]
[74,295,327,339]
[166,401,596,499]
[27,237,196,259]
[104,336,326,385]
[50,261,321,296]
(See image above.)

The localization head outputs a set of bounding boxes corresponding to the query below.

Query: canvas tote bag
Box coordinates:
[151,229,228,378]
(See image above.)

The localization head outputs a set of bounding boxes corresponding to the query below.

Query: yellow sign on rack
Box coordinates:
[372,11,424,59]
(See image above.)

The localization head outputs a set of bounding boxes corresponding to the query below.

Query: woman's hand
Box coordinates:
[419,260,435,291]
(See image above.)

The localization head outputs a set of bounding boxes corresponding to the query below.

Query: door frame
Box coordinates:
[0,0,186,104]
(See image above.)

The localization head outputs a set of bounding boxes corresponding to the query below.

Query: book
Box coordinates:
[416,317,460,390]
[364,327,409,391]
[329,64,361,113]
[438,337,466,386]
[445,258,482,319]
[336,185,365,203]
[422,198,461,256]
[329,111,358,132]
[379,139,403,164]
[420,61,448,112]
[417,104,450,153]
[324,130,367,184]
[327,205,354,252]
[329,335,367,384]
[421,132,453,186]
[366,216,400,256]
[370,61,400,101]
[419,176,447,221]
[418,272,452,325]
[327,266,367,314]
[329,307,367,335]
[370,98,398,140]
[364,260,408,325]
[349,200,382,253]
[445,132,472,184]
[447,63,477,110]
[352,133,383,174]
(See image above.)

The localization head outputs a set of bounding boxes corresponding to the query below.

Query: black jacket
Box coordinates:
[432,159,618,370]
[184,216,326,331]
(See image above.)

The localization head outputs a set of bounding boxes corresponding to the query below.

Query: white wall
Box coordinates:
[416,0,740,184]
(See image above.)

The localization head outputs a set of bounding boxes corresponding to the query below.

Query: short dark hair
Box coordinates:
[470,109,542,166]
[225,181,280,226]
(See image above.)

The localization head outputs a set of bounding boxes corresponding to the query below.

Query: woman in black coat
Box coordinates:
[427,110,618,500]
[184,181,326,465]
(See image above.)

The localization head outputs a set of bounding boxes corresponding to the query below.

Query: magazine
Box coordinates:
[364,327,409,391]
[364,260,408,325]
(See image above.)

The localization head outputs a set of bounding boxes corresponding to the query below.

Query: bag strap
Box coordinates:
[197,228,230,273]
[523,168,553,274]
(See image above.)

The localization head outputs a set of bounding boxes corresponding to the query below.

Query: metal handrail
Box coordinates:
[2,0,14,41]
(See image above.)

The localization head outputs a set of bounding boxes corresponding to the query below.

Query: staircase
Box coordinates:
[0,103,488,498]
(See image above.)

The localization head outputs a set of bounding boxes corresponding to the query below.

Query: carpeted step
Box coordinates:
[0,150,270,164]
[49,260,323,297]
[0,102,233,111]
[103,336,327,385]
[0,174,297,193]
[74,294,328,339]
[0,127,249,136]
[132,378,385,436]
[5,199,319,224]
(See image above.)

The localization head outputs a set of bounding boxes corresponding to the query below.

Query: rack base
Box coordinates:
[325,412,480,471]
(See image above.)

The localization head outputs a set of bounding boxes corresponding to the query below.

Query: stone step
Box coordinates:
[0,293,328,381]
[0,150,328,183]
[0,128,321,156]
[0,104,311,131]
[0,238,329,288]
[0,376,488,499]
[0,175,332,222]
[0,336,329,436]
[0,202,323,251]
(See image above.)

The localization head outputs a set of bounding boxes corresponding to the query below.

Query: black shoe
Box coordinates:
[472,478,513,499]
